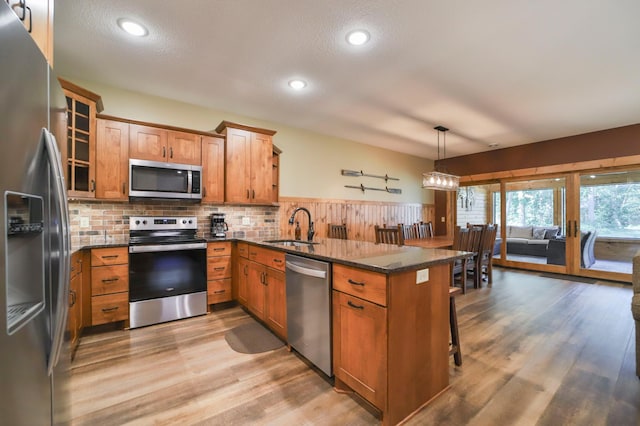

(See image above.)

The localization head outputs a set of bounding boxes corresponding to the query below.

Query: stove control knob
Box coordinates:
[182,219,187,224]
[142,220,147,225]
[188,219,193,224]
[135,220,140,225]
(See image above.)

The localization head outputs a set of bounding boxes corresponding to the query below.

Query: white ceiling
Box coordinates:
[53,0,640,160]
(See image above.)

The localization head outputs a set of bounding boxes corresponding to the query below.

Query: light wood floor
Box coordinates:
[70,268,639,425]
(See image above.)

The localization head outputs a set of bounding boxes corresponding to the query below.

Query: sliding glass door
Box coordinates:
[501,177,568,272]
[576,169,640,279]
[455,168,638,282]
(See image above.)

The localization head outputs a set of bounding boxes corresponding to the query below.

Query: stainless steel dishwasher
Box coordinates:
[285,254,332,377]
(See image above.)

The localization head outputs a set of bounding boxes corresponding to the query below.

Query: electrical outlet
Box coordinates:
[441,216,445,223]
[80,217,89,227]
[242,217,251,225]
[416,268,429,284]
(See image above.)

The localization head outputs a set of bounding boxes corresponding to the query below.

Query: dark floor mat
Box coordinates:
[224,321,284,354]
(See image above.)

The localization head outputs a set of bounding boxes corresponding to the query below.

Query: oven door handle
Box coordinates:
[129,242,207,253]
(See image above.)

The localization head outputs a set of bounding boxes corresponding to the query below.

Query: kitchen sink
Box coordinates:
[264,239,319,247]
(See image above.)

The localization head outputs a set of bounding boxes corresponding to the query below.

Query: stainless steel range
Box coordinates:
[128,216,207,328]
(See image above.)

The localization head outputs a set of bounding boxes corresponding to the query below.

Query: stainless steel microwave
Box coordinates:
[129,159,202,200]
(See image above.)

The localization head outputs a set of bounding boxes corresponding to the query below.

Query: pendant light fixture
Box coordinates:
[422,125,460,191]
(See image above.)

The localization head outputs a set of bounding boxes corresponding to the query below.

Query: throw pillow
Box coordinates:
[544,228,559,239]
[509,226,533,239]
[532,227,546,240]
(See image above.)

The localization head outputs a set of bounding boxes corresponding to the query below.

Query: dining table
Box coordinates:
[404,236,454,249]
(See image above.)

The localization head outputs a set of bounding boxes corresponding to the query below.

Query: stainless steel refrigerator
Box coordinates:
[1,1,71,424]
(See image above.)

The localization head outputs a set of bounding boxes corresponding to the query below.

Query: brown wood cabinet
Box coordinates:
[90,247,128,326]
[272,145,281,203]
[332,263,450,426]
[9,0,54,64]
[333,290,387,409]
[235,242,249,306]
[96,118,129,200]
[215,121,277,204]
[129,124,201,165]
[68,251,83,358]
[244,244,287,339]
[201,135,225,203]
[60,80,103,198]
[206,242,232,306]
[264,267,286,338]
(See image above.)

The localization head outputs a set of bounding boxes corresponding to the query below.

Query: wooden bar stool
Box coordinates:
[449,286,462,366]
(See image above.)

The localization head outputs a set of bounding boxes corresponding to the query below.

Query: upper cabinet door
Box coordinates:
[168,130,201,165]
[217,121,278,205]
[201,135,225,203]
[96,119,129,200]
[250,132,273,204]
[9,0,54,64]
[129,124,168,162]
[64,90,97,198]
[225,127,252,203]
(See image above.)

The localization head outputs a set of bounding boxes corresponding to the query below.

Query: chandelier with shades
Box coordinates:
[422,125,460,191]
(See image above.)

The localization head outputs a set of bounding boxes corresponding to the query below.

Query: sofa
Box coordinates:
[545,231,598,268]
[502,225,561,257]
[632,251,639,378]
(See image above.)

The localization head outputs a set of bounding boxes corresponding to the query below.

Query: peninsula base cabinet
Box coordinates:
[332,263,450,426]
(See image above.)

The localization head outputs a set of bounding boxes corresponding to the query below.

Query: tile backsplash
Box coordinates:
[69,200,280,250]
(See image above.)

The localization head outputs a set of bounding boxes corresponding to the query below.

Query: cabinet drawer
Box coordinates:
[92,293,128,325]
[237,242,249,258]
[207,241,232,257]
[207,256,232,279]
[333,264,387,306]
[91,264,129,295]
[207,278,232,304]
[248,246,285,271]
[91,247,128,266]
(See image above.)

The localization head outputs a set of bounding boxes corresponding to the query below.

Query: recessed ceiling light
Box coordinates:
[288,79,307,90]
[117,18,148,37]
[488,143,499,148]
[346,30,370,46]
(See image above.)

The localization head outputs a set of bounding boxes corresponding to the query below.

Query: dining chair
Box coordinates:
[399,223,417,240]
[414,221,434,239]
[451,226,470,293]
[327,223,348,240]
[375,225,404,246]
[465,225,485,289]
[475,224,498,287]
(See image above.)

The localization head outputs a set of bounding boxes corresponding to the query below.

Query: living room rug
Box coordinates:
[224,320,284,354]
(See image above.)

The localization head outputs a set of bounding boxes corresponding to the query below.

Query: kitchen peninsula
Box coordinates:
[226,237,467,425]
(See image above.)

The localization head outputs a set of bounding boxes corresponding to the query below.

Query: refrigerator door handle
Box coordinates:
[42,128,71,376]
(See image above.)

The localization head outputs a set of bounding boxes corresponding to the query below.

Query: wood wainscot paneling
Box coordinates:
[279,197,434,242]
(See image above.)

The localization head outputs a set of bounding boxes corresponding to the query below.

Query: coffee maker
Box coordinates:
[210,213,228,239]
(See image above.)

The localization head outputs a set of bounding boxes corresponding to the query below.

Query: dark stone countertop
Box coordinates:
[77,236,471,274]
[241,237,471,274]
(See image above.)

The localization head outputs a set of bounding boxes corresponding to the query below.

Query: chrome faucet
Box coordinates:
[288,207,315,241]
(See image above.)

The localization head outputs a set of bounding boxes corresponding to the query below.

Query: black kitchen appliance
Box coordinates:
[210,213,228,239]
